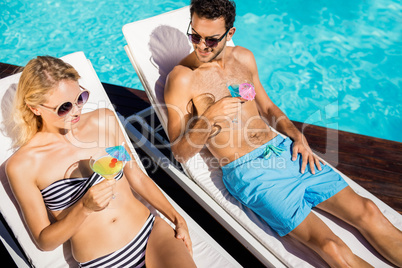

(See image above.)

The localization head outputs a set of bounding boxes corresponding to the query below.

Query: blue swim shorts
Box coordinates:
[221,135,348,236]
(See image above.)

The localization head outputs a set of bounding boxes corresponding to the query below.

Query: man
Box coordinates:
[164,0,402,266]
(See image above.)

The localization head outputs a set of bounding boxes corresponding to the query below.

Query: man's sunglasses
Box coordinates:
[186,22,230,48]
[39,86,90,117]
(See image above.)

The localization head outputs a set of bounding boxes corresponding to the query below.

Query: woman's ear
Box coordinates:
[227,27,236,41]
[27,103,41,116]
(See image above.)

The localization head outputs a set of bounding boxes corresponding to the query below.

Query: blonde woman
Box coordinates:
[6,56,196,267]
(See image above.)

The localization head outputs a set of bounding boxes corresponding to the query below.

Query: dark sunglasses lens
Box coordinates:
[77,91,89,105]
[189,34,201,44]
[57,102,73,117]
[205,38,219,48]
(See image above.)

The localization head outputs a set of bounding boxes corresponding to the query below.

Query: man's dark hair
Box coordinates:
[190,0,236,29]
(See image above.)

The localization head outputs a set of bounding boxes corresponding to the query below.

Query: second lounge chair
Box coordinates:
[122,6,402,267]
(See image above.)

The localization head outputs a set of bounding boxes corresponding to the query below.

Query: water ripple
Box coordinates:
[0,0,400,142]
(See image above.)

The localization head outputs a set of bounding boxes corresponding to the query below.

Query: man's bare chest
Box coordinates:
[191,65,252,101]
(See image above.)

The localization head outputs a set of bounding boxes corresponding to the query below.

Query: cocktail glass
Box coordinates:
[226,80,256,123]
[89,149,126,205]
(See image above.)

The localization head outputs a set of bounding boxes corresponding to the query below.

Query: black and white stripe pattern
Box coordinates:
[80,214,155,268]
[41,171,123,211]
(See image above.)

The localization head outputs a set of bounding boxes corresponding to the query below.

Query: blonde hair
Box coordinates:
[11,56,80,148]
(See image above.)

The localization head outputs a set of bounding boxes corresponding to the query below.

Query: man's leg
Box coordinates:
[289,211,371,267]
[316,186,402,267]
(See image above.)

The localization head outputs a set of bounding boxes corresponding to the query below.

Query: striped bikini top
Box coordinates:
[40,171,123,211]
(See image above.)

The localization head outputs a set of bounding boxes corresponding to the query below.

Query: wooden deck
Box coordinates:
[1,62,401,267]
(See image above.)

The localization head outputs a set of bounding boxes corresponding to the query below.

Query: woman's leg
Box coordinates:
[317,186,402,267]
[289,211,372,267]
[145,216,196,268]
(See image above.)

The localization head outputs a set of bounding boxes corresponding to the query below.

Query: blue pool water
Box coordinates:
[1,0,401,142]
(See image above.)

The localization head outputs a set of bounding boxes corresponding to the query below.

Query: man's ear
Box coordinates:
[227,27,236,41]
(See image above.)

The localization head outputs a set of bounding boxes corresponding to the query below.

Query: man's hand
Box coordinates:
[203,96,245,125]
[291,135,324,174]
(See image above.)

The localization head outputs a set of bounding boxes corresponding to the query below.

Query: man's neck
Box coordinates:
[195,46,228,69]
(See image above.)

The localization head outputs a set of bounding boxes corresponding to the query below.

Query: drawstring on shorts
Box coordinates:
[262,144,285,159]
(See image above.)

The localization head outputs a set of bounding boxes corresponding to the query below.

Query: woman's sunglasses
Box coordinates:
[186,22,230,48]
[39,86,90,117]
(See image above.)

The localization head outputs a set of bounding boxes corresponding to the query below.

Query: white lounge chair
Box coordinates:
[0,51,240,267]
[122,6,402,267]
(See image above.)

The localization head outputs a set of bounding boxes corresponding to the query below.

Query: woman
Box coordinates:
[6,56,196,267]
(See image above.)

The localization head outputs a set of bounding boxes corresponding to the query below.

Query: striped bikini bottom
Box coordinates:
[79,214,155,268]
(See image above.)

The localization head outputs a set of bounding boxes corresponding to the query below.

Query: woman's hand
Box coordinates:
[82,180,115,213]
[292,135,324,174]
[175,221,193,256]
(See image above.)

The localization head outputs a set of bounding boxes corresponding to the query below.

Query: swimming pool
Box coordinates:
[1,0,401,142]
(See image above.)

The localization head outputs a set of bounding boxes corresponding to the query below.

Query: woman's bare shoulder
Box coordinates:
[84,107,115,120]
[80,108,116,129]
[80,108,119,145]
[6,144,40,184]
